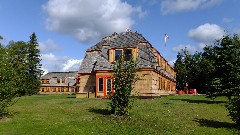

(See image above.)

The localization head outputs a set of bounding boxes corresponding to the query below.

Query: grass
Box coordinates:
[0,94,239,135]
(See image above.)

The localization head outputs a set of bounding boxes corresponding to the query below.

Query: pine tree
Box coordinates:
[26,33,42,95]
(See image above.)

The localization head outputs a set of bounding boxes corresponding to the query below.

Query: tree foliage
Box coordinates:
[7,41,29,96]
[26,33,42,95]
[174,34,240,125]
[110,55,139,116]
[0,33,42,117]
[0,41,17,117]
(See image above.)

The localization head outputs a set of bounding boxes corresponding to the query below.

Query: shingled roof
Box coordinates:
[40,71,77,87]
[78,31,175,81]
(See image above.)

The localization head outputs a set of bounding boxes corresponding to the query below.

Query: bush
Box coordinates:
[226,95,240,126]
[109,55,139,116]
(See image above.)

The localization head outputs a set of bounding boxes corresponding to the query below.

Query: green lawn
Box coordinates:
[0,94,239,135]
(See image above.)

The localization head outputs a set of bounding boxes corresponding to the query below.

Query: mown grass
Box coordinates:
[0,94,239,135]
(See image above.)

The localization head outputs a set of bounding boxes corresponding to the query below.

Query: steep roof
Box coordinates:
[87,32,147,51]
[78,31,175,81]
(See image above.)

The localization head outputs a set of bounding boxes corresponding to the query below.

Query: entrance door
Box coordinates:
[97,76,113,97]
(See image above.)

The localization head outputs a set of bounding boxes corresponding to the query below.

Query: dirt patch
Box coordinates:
[0,116,11,122]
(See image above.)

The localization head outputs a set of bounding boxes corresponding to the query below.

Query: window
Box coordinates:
[41,79,45,84]
[98,78,103,92]
[124,49,132,61]
[115,50,122,61]
[159,77,161,90]
[41,88,44,92]
[46,79,49,84]
[62,79,65,83]
[61,88,64,92]
[58,88,60,92]
[106,79,112,94]
[71,88,75,92]
[57,79,60,83]
[52,88,56,92]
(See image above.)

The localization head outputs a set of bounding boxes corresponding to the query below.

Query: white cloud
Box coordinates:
[172,43,208,55]
[41,53,58,61]
[38,39,61,53]
[42,0,146,42]
[161,0,222,15]
[63,59,82,71]
[41,53,82,72]
[134,6,147,18]
[188,23,225,43]
[41,67,49,75]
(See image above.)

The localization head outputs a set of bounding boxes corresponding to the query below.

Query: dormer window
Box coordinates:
[114,49,132,61]
[115,50,122,61]
[109,48,136,62]
[124,49,132,61]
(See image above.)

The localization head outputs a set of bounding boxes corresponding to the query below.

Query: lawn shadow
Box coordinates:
[67,96,76,98]
[193,118,239,129]
[88,107,111,115]
[170,99,227,104]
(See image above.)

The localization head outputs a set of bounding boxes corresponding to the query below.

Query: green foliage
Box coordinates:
[226,95,240,125]
[7,41,29,96]
[206,34,240,99]
[110,55,139,116]
[0,33,42,117]
[0,44,17,117]
[26,33,42,95]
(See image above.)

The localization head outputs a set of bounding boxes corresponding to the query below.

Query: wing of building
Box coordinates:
[40,71,78,94]
[78,31,176,98]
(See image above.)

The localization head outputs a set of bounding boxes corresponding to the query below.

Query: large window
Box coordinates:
[98,78,103,92]
[124,49,132,61]
[115,50,122,61]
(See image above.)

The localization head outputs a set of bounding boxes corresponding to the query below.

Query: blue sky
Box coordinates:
[1,0,240,74]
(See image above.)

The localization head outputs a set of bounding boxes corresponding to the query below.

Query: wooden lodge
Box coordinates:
[78,31,176,98]
[40,71,78,94]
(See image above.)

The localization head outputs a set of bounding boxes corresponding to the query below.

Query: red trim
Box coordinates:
[96,75,113,97]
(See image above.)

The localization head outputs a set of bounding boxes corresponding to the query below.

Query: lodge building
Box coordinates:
[78,31,176,98]
[40,71,78,94]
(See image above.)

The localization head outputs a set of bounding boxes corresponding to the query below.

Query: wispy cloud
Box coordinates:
[38,39,62,53]
[222,17,234,23]
[161,0,222,15]
[172,44,198,53]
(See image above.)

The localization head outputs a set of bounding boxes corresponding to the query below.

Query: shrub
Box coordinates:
[109,55,139,116]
